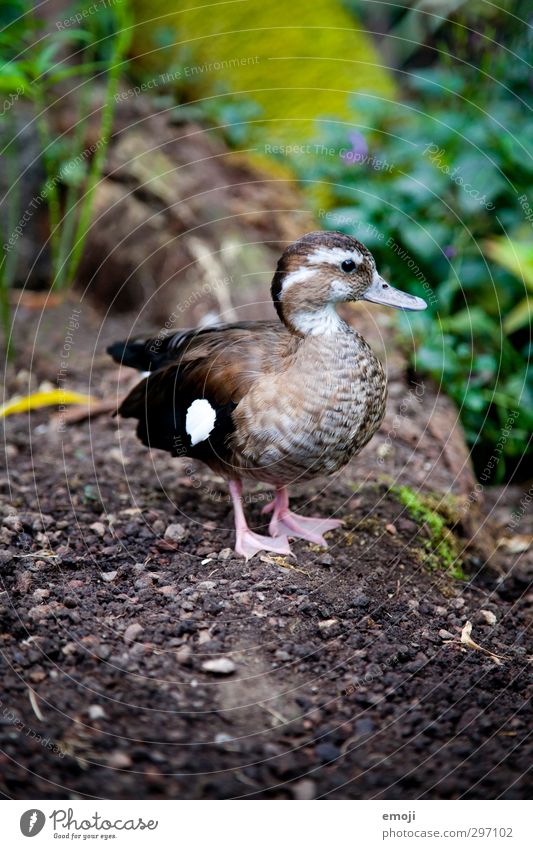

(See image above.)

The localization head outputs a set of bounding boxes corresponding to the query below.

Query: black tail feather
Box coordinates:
[107,340,152,371]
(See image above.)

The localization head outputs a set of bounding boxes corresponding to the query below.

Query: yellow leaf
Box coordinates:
[0,390,96,417]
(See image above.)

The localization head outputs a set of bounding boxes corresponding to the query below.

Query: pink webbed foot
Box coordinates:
[262,488,343,547]
[228,479,292,561]
[235,528,292,561]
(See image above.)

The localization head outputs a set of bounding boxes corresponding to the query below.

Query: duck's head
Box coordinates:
[271,231,427,336]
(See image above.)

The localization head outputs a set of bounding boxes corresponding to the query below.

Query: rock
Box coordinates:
[215,732,234,745]
[88,705,107,720]
[123,623,144,645]
[291,779,316,800]
[218,548,233,560]
[275,649,291,661]
[318,618,340,638]
[28,605,52,621]
[101,570,118,582]
[158,585,177,597]
[95,644,111,660]
[176,645,193,666]
[351,594,370,609]
[479,609,497,625]
[385,523,397,535]
[29,671,46,683]
[15,571,32,593]
[106,751,132,768]
[315,742,340,762]
[90,522,106,537]
[3,514,22,532]
[164,523,188,542]
[201,657,236,675]
[355,718,375,736]
[32,588,50,602]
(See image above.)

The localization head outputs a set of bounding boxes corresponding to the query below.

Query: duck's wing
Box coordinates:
[112,321,294,462]
[107,320,274,373]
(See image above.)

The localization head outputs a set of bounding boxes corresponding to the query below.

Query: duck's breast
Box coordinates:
[231,331,387,482]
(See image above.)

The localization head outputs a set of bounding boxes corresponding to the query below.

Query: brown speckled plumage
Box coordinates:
[230,328,386,483]
[109,231,426,558]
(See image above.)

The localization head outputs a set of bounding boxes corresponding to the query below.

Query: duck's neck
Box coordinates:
[282,302,348,337]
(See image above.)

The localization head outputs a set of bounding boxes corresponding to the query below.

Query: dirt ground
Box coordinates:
[0,301,531,800]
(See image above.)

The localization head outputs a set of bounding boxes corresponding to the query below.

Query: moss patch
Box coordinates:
[392,485,466,581]
[130,0,394,145]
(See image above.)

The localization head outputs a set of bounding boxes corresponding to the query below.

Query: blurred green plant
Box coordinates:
[282,60,532,482]
[0,0,131,354]
[484,237,533,335]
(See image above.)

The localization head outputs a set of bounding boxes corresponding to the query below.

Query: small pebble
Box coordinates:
[164,523,188,542]
[292,779,316,800]
[176,645,193,666]
[215,733,233,745]
[106,751,132,768]
[318,618,338,631]
[385,523,397,535]
[3,514,22,531]
[479,609,497,625]
[198,581,216,591]
[88,705,106,720]
[101,570,118,582]
[32,588,50,602]
[123,623,144,645]
[201,657,236,675]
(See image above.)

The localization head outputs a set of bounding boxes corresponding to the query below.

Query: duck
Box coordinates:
[108,231,427,559]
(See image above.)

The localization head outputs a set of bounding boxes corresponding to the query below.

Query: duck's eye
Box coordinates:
[341,259,357,273]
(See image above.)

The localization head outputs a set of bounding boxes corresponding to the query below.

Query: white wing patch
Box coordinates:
[307,246,363,266]
[185,398,216,446]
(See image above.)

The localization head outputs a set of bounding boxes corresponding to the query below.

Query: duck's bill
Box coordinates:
[363,276,427,311]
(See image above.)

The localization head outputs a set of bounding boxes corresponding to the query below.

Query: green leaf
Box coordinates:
[503,297,532,335]
[485,237,533,292]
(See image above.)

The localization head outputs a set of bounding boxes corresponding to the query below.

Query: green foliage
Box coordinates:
[0,0,131,354]
[484,237,533,335]
[392,486,465,581]
[286,60,532,482]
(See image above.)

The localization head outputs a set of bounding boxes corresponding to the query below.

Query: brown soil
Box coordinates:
[0,303,531,800]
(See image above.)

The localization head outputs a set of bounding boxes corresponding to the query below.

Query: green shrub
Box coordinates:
[0,0,131,354]
[284,63,532,482]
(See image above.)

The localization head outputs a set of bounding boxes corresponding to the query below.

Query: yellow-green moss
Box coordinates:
[392,486,466,581]
[130,0,394,145]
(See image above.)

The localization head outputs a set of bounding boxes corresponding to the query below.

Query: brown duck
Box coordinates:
[108,231,427,558]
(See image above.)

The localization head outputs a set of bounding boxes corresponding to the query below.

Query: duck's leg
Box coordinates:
[262,486,343,547]
[229,480,292,560]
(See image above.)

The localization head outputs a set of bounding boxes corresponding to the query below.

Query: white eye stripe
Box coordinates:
[280,267,316,293]
[185,398,216,445]
[307,246,364,266]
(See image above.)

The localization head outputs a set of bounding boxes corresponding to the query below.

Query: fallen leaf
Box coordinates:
[0,390,96,417]
[460,620,505,664]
